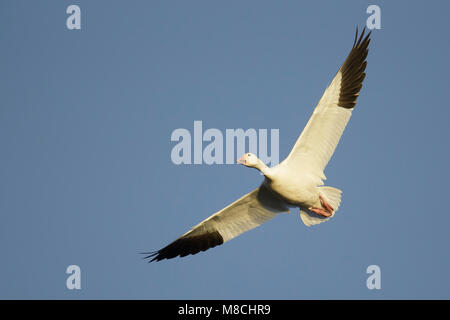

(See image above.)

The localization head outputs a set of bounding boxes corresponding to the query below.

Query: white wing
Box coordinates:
[147,184,289,261]
[281,28,371,180]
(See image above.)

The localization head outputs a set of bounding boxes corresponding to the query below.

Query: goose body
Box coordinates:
[261,164,322,207]
[146,28,371,262]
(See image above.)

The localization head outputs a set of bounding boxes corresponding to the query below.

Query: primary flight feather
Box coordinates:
[146,27,371,262]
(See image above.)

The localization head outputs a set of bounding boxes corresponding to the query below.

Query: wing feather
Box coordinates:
[281,28,371,177]
[146,184,289,262]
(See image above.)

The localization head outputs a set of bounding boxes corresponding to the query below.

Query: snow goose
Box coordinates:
[146,27,371,262]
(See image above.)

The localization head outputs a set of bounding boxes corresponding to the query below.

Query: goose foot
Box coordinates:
[309,207,332,217]
[319,195,334,214]
[309,195,334,217]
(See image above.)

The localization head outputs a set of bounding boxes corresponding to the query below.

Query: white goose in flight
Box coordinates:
[146,27,371,262]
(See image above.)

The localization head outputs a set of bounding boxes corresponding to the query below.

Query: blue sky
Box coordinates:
[1,0,450,299]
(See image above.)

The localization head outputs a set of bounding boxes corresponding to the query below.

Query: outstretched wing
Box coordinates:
[145,184,289,262]
[281,28,371,178]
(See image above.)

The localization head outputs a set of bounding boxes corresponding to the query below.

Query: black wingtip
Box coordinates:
[140,250,162,263]
[142,230,224,263]
[353,25,359,46]
[336,25,371,109]
[353,25,372,48]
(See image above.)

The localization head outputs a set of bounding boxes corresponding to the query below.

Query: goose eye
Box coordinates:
[247,154,251,157]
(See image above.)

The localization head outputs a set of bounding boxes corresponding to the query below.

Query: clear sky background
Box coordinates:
[1,0,450,299]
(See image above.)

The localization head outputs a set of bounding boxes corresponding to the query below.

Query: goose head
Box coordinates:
[237,153,274,179]
[237,153,260,168]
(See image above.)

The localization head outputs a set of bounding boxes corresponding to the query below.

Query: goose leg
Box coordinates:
[319,195,334,214]
[309,195,334,217]
[308,207,332,217]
